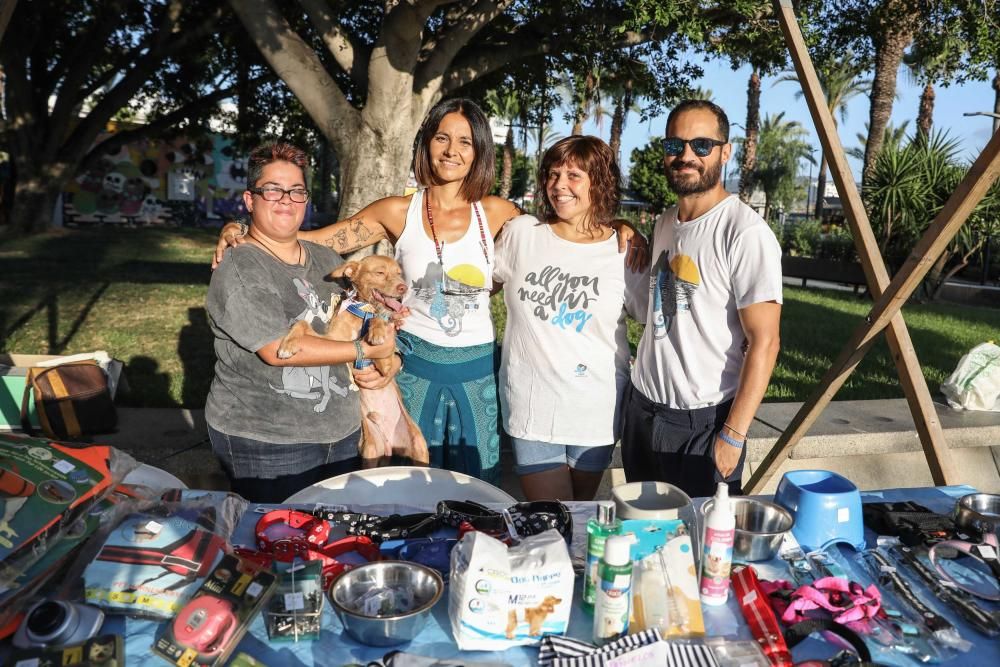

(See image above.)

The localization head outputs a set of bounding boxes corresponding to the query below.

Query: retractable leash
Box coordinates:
[887,539,1000,637]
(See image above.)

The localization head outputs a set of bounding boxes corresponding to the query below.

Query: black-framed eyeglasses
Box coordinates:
[249,186,310,203]
[662,137,727,158]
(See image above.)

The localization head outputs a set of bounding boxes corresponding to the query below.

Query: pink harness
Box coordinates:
[761,576,882,628]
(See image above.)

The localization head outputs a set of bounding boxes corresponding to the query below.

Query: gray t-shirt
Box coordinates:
[205,241,360,443]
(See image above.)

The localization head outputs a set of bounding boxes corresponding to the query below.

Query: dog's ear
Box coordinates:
[329,261,359,280]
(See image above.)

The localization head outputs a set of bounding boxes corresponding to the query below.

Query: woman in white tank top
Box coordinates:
[215,99,643,487]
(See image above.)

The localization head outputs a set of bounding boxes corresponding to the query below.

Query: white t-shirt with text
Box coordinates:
[494,215,639,446]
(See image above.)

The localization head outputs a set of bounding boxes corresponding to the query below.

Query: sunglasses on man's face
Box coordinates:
[662,137,727,158]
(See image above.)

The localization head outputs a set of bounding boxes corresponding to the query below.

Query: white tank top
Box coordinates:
[395,189,496,346]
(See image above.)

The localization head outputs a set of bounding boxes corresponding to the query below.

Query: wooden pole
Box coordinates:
[747,0,962,492]
[748,121,1000,492]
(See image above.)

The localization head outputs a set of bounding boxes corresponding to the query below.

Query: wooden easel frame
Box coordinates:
[746,1,1000,493]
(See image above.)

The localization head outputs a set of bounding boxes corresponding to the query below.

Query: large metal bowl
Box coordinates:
[700,497,794,562]
[328,561,443,647]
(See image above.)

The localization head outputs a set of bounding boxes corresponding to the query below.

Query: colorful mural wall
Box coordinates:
[62,130,248,226]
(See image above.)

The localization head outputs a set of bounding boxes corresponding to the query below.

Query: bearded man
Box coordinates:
[622,99,783,497]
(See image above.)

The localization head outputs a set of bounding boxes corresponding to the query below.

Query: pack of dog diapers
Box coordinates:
[449,529,574,650]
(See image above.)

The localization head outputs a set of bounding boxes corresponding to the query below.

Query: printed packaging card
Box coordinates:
[8,633,123,667]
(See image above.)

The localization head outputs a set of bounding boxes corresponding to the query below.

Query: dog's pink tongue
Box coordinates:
[374,290,404,312]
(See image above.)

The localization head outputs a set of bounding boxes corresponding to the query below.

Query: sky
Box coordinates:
[534,55,998,185]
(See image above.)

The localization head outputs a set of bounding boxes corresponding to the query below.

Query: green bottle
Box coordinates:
[583,501,622,609]
[592,534,633,644]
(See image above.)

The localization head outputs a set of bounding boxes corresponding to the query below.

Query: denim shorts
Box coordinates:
[208,424,360,503]
[511,437,615,475]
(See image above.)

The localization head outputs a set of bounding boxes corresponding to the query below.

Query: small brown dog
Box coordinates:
[505,595,562,639]
[277,255,429,467]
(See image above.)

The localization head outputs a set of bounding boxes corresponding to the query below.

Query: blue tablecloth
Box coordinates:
[109,485,998,666]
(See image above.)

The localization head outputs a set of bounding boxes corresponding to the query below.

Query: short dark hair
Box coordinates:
[413,98,496,202]
[537,136,621,227]
[666,99,730,142]
[246,142,309,191]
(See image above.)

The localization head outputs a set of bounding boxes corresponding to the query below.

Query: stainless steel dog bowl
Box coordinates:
[954,493,1000,536]
[328,561,443,647]
[701,497,794,562]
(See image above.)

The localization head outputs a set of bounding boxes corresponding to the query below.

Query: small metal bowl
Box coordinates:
[701,497,794,562]
[328,561,443,647]
[954,493,1000,536]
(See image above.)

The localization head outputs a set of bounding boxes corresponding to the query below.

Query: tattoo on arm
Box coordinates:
[325,218,372,253]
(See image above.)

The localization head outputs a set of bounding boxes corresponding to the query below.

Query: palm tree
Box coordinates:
[738,68,761,205]
[561,63,605,137]
[737,112,816,222]
[485,89,520,200]
[776,54,871,219]
[862,0,922,187]
[903,33,963,139]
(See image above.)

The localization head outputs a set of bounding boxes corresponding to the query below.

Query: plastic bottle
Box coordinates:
[592,534,633,644]
[583,501,622,609]
[699,482,736,606]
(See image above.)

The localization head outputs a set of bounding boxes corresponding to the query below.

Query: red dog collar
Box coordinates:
[255,509,331,558]
[237,510,379,588]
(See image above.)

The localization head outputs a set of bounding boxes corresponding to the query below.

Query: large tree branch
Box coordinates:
[299,0,370,89]
[0,0,16,47]
[442,26,664,95]
[80,79,263,169]
[59,7,225,161]
[414,0,513,102]
[229,0,359,155]
[48,1,134,147]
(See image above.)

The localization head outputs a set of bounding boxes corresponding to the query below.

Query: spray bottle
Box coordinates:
[583,501,622,609]
[699,482,735,606]
[592,535,633,644]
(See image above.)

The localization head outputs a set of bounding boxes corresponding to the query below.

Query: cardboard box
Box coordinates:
[0,352,123,431]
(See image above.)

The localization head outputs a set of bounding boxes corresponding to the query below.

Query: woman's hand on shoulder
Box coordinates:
[482,196,522,237]
[610,218,649,272]
[212,220,248,269]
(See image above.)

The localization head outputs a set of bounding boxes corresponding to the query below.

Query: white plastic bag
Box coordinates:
[941,342,1000,412]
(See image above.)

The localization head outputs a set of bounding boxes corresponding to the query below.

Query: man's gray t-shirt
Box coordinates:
[205,241,360,443]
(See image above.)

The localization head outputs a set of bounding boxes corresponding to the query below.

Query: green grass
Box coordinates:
[2,227,998,407]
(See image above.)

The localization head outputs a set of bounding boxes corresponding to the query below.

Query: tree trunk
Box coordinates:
[814,154,828,220]
[500,125,514,199]
[916,82,934,138]
[738,68,761,203]
[10,170,66,234]
[571,116,585,137]
[609,97,625,162]
[993,70,1000,135]
[862,4,916,186]
[0,0,17,45]
[336,116,419,253]
[763,193,772,223]
[314,134,332,220]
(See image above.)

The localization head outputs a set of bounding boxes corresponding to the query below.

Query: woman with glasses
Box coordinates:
[206,142,398,502]
[492,136,646,501]
[214,99,643,486]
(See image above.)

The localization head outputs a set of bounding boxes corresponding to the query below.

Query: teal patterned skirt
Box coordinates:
[396,331,501,486]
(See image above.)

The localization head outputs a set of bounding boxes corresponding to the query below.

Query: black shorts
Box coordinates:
[620,381,745,498]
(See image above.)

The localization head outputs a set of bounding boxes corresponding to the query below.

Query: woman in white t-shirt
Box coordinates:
[493,136,645,500]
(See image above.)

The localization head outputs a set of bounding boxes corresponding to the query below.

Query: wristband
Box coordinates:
[354,340,365,365]
[718,429,745,449]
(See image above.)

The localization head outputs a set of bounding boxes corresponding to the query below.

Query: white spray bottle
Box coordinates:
[699,482,735,606]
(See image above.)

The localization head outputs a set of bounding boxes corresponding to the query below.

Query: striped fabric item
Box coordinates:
[537,630,719,667]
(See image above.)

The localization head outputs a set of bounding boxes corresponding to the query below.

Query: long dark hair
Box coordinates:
[413,98,496,202]
[537,136,621,228]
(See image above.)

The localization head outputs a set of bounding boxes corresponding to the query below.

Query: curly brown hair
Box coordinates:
[246,142,309,191]
[536,136,621,228]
